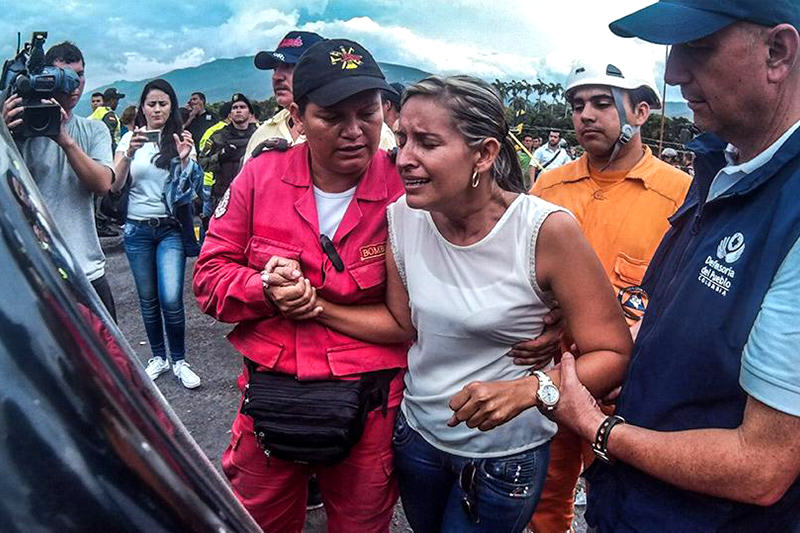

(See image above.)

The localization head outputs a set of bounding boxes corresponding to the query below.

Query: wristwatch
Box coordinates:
[532,370,560,411]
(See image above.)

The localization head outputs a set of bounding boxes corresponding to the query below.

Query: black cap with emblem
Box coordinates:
[292,39,395,108]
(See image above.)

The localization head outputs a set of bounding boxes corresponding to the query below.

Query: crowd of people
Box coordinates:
[2,0,800,532]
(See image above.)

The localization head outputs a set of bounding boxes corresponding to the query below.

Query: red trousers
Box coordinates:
[222,407,399,533]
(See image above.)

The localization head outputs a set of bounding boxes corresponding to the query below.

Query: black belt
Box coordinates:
[128,217,177,228]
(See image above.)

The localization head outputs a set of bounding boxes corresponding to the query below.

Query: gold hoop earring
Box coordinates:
[471,170,480,188]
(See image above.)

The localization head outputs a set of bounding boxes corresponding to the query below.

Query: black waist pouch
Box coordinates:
[240,358,398,465]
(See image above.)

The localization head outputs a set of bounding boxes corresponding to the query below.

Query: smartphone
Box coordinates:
[143,130,160,143]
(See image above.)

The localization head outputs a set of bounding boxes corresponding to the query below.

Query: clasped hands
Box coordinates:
[260,256,323,320]
[260,255,607,434]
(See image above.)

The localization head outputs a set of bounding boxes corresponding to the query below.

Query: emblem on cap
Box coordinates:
[279,36,303,48]
[330,47,363,70]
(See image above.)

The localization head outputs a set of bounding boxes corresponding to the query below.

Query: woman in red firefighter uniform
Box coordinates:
[193,39,405,532]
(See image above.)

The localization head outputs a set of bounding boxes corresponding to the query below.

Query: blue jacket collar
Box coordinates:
[671,129,800,223]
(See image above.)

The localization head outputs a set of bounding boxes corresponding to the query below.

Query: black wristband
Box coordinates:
[592,415,626,464]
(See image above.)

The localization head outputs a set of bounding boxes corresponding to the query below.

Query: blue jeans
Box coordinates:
[123,220,186,362]
[394,411,550,533]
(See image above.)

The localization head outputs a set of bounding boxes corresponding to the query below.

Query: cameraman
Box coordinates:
[2,41,116,319]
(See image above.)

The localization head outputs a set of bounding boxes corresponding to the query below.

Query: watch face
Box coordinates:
[540,384,560,406]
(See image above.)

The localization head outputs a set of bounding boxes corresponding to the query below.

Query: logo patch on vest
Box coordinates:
[698,232,745,296]
[214,188,230,218]
[360,242,386,261]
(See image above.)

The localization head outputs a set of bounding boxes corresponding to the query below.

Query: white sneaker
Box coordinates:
[145,357,170,381]
[574,482,587,507]
[173,360,201,389]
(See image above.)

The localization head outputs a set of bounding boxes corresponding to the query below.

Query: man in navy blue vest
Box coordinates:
[545,1,800,531]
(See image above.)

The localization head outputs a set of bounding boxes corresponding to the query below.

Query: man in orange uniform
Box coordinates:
[528,58,692,532]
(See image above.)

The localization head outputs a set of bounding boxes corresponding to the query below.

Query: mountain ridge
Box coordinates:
[76,57,431,116]
[76,56,693,121]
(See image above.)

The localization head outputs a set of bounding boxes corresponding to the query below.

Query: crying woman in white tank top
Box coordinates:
[264,75,632,532]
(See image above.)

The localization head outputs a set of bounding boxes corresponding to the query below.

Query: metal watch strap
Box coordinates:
[532,370,556,411]
[531,369,552,386]
[592,415,626,463]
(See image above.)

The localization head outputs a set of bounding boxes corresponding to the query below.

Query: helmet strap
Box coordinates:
[602,86,639,171]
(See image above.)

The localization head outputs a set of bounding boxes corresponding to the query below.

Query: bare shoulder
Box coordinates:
[538,209,582,246]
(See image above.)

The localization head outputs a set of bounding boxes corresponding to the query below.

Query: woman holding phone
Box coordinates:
[113,78,202,389]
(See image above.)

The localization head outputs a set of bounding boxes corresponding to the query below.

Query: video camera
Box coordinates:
[1,31,80,139]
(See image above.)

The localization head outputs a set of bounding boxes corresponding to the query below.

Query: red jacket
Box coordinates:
[193,144,407,402]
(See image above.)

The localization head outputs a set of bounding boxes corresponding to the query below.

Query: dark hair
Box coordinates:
[191,91,206,104]
[381,89,401,110]
[91,92,103,98]
[626,86,655,109]
[120,105,137,126]
[549,130,561,137]
[135,79,183,170]
[402,75,525,193]
[44,41,84,66]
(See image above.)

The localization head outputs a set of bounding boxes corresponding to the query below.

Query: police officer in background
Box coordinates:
[200,94,256,211]
[89,87,124,151]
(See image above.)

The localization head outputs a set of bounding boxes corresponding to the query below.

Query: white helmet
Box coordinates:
[565,60,661,110]
[565,58,660,169]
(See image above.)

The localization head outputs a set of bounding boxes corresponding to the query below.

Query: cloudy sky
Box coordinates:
[4,0,682,100]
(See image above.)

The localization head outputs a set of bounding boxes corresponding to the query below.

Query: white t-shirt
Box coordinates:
[313,185,356,237]
[533,144,572,171]
[117,131,196,220]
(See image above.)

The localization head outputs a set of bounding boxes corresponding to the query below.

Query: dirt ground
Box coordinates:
[103,237,586,532]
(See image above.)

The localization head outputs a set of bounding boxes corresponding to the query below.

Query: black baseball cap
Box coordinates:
[610,0,800,45]
[103,88,125,100]
[230,92,253,113]
[293,39,393,107]
[254,31,324,70]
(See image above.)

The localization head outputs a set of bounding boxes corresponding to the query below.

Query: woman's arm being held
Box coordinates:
[448,211,632,431]
[535,211,633,396]
[315,246,415,344]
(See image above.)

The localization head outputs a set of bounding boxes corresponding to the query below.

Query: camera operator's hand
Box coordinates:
[2,95,24,130]
[174,130,194,165]
[46,98,74,148]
